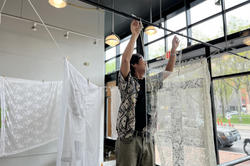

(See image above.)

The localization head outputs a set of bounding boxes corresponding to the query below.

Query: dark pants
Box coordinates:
[115,132,155,166]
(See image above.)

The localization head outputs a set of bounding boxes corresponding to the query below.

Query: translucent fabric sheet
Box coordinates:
[57,60,103,166]
[146,59,216,166]
[0,77,62,156]
[110,86,120,139]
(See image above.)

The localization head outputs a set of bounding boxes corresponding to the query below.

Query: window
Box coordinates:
[167,30,187,51]
[225,0,248,9]
[213,75,250,164]
[211,50,250,77]
[167,11,186,31]
[120,38,137,54]
[146,22,165,43]
[146,38,165,60]
[105,59,116,74]
[226,4,250,35]
[105,47,116,61]
[191,15,223,45]
[190,0,221,24]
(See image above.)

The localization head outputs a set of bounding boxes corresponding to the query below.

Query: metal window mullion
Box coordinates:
[164,17,168,52]
[185,0,192,46]
[206,46,220,164]
[221,0,228,50]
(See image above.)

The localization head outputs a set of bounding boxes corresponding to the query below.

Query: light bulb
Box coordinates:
[145,26,157,36]
[49,0,67,8]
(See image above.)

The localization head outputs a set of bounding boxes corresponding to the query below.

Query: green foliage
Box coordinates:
[227,16,250,35]
[105,60,116,74]
[218,115,250,125]
[211,15,250,119]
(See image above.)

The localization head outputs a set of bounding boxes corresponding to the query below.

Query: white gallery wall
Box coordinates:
[0,0,105,165]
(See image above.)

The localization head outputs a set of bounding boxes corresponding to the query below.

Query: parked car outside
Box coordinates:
[217,125,241,148]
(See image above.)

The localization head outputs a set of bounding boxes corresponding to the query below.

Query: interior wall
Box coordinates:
[0,0,105,165]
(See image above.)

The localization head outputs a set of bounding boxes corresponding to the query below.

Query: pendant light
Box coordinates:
[105,0,120,47]
[145,0,157,36]
[49,0,67,8]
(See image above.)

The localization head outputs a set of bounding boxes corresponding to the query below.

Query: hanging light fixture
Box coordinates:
[105,34,120,47]
[105,0,120,47]
[48,0,67,8]
[145,0,157,36]
[243,36,250,46]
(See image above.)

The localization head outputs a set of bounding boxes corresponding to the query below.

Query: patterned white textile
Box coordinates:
[0,77,62,156]
[153,59,216,166]
[110,86,120,139]
[57,60,103,166]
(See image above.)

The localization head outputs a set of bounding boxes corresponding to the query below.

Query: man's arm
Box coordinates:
[120,20,142,79]
[165,36,179,72]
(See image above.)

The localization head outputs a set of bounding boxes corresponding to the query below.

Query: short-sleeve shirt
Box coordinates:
[116,71,171,139]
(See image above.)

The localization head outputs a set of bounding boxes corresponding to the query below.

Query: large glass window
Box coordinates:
[226,4,250,35]
[147,38,165,60]
[225,0,248,9]
[105,47,116,61]
[211,50,250,77]
[213,75,250,164]
[167,11,186,31]
[190,0,221,24]
[120,38,137,54]
[191,15,224,45]
[105,59,116,74]
[167,30,187,51]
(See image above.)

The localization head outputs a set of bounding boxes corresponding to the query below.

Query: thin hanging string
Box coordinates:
[178,49,183,76]
[177,38,183,67]
[139,18,145,56]
[27,0,64,57]
[112,0,114,33]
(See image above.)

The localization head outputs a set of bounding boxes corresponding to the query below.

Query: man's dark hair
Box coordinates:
[130,53,143,77]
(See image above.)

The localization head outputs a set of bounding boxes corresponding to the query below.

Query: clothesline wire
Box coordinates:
[0,0,7,13]
[27,0,63,57]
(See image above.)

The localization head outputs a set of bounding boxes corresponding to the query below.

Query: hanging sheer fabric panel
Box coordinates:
[146,58,216,166]
[110,86,120,139]
[57,59,103,166]
[0,76,62,157]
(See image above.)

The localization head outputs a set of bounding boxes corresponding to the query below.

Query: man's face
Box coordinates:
[134,57,147,75]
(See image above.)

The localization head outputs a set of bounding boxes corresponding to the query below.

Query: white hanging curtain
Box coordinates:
[57,59,103,166]
[0,76,62,157]
[110,86,120,139]
[152,58,216,166]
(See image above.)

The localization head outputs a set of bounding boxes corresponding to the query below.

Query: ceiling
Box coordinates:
[0,0,201,42]
[86,0,201,40]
